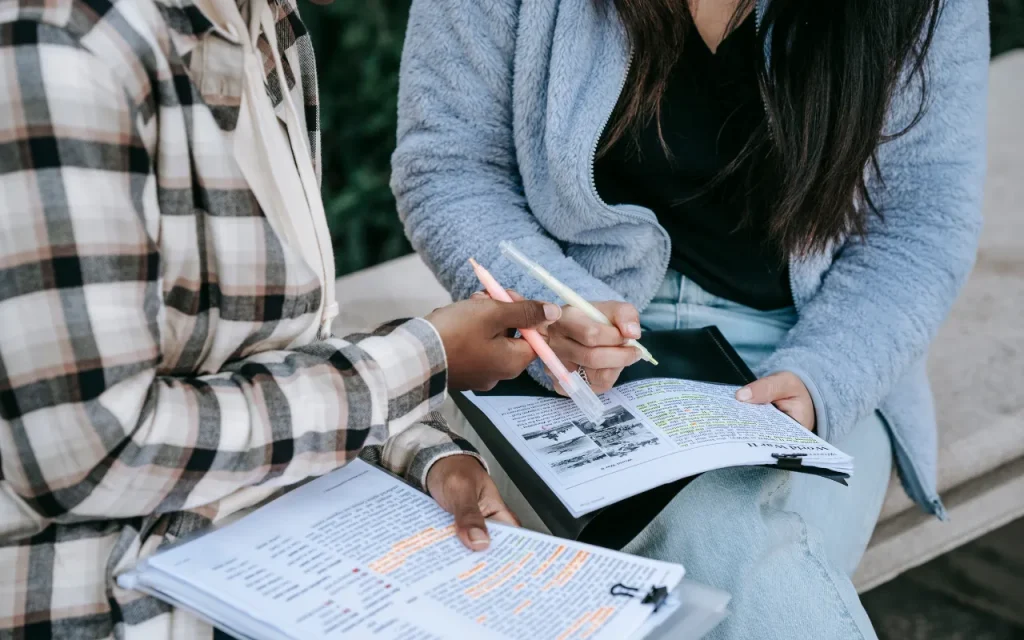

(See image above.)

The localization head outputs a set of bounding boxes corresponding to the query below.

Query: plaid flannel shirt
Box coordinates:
[0,0,480,636]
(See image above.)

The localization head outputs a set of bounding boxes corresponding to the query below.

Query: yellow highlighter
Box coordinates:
[499,241,658,366]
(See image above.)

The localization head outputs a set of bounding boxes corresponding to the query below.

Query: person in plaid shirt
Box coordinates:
[0,0,564,636]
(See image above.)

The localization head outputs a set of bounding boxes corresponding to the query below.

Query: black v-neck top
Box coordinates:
[595,15,792,311]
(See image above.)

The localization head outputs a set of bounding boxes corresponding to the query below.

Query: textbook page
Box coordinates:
[464,378,852,516]
[125,460,683,640]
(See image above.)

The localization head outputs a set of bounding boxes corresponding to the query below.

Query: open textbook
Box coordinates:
[463,378,854,518]
[119,459,730,639]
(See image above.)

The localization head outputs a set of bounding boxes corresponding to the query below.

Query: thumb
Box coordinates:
[450,488,491,551]
[489,300,561,333]
[609,303,641,340]
[736,373,794,404]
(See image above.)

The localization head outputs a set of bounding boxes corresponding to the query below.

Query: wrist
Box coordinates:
[419,314,451,378]
[425,453,489,497]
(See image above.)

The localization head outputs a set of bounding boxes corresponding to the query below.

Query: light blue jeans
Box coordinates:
[624,271,892,640]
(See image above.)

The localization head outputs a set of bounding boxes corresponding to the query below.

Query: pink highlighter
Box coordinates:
[469,257,607,425]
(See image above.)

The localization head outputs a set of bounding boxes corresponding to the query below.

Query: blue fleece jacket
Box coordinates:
[392,0,989,517]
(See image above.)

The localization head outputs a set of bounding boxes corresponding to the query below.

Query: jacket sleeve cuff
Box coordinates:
[346,317,449,436]
[374,413,488,492]
[415,448,489,495]
[527,358,555,390]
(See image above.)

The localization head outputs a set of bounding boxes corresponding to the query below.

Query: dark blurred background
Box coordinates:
[304,0,1024,277]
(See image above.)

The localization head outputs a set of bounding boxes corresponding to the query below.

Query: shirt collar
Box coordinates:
[154,0,223,58]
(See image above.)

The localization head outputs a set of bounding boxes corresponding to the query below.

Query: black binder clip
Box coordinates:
[609,583,670,613]
[771,452,807,469]
[641,585,670,613]
[610,583,640,598]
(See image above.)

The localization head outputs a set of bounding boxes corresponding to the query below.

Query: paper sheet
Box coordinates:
[128,460,683,640]
[465,378,852,517]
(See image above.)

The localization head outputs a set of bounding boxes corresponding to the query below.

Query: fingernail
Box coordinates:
[736,388,753,402]
[468,528,490,549]
[626,323,641,339]
[543,303,561,321]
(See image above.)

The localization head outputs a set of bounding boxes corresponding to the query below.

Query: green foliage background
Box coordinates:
[304,0,1024,277]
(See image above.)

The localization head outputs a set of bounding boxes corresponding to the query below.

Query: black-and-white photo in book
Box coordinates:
[118,459,730,640]
[462,377,854,519]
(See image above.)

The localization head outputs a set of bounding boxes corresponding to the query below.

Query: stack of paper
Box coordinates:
[120,460,728,639]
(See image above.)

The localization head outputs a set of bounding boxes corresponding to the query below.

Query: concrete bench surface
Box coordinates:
[333,50,1024,593]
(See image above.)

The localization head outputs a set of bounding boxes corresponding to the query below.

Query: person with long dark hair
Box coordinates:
[393,0,988,636]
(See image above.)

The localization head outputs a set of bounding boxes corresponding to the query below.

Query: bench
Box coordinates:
[332,51,1024,593]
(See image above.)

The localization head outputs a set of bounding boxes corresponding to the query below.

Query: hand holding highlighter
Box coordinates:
[499,241,657,365]
[469,257,607,425]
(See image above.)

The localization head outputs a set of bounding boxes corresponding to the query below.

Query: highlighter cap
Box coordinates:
[562,371,607,425]
[499,241,550,281]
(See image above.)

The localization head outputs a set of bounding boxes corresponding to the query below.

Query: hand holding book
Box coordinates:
[735,371,816,431]
[426,455,519,551]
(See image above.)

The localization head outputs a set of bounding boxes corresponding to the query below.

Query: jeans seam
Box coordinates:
[780,493,870,640]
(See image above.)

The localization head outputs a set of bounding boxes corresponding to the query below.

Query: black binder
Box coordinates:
[453,326,846,550]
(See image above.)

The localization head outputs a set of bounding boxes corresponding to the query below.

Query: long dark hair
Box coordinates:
[600,0,942,257]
